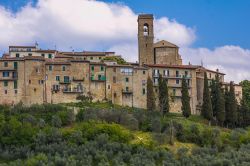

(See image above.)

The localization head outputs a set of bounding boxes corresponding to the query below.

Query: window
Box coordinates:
[98,75,102,80]
[38,80,44,85]
[36,68,40,73]
[113,68,116,72]
[4,90,7,94]
[120,68,133,75]
[62,66,66,71]
[12,72,18,78]
[176,71,179,77]
[108,85,111,89]
[113,76,116,83]
[2,72,9,77]
[48,54,52,58]
[99,57,102,60]
[125,77,129,82]
[173,89,176,96]
[176,79,180,84]
[56,76,60,81]
[154,78,158,85]
[209,73,212,78]
[49,65,53,71]
[142,88,146,95]
[15,90,18,94]
[4,81,8,87]
[90,57,93,60]
[28,53,32,56]
[16,53,20,58]
[126,87,129,92]
[153,69,159,76]
[14,62,18,69]
[114,92,117,98]
[4,62,8,67]
[167,70,170,76]
[91,66,94,71]
[64,76,70,83]
[41,54,45,57]
[143,70,146,75]
[101,66,104,71]
[185,71,188,77]
[29,80,31,84]
[14,80,17,89]
[143,23,149,36]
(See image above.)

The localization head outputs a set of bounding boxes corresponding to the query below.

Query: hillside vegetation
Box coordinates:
[1,102,250,165]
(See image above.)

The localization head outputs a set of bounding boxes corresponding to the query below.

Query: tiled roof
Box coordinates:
[138,14,154,19]
[205,69,225,75]
[60,51,108,56]
[9,46,36,48]
[154,40,178,48]
[45,61,71,65]
[146,64,200,69]
[36,50,57,53]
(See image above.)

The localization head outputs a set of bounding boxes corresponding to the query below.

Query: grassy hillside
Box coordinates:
[1,102,250,165]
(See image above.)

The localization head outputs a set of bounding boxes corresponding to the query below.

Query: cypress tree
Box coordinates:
[181,77,191,118]
[217,87,225,126]
[210,79,217,118]
[210,73,225,125]
[201,72,213,122]
[225,84,231,127]
[158,74,169,115]
[147,76,156,111]
[226,82,238,127]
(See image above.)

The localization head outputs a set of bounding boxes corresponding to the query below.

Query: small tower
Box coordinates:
[138,14,154,65]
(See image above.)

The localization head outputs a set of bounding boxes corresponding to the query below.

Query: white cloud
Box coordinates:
[0,0,195,61]
[180,46,250,83]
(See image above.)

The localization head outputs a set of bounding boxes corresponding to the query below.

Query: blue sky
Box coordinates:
[1,0,250,50]
[0,0,249,82]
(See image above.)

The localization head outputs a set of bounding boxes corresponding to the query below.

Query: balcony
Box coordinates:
[0,68,17,71]
[63,87,83,93]
[0,74,18,81]
[122,89,133,94]
[91,75,106,82]
[73,77,85,81]
[59,80,71,84]
[163,75,192,79]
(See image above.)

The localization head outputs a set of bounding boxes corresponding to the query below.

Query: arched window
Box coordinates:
[143,23,149,36]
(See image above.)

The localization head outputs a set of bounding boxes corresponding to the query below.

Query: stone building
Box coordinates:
[0,14,242,114]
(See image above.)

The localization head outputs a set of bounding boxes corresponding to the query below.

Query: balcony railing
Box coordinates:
[59,80,71,84]
[162,75,192,79]
[91,75,106,81]
[63,88,84,93]
[73,77,85,81]
[122,89,133,94]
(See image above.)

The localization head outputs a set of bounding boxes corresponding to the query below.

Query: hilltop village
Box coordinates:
[0,14,242,114]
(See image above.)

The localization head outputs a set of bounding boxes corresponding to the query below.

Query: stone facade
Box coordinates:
[0,14,242,114]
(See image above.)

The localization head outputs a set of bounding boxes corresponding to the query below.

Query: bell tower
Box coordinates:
[138,14,154,65]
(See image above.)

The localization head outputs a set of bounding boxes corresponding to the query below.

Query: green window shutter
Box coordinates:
[4,81,8,87]
[91,66,94,71]
[56,76,60,81]
[14,62,18,69]
[14,81,17,89]
[48,54,52,58]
